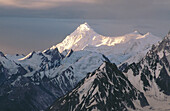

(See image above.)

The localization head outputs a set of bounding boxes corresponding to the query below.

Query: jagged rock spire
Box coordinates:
[167,30,170,36]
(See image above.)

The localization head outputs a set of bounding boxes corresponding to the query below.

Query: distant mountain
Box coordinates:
[0,52,25,74]
[13,48,64,72]
[0,48,64,111]
[0,51,27,85]
[47,62,149,111]
[52,23,161,64]
[0,48,109,111]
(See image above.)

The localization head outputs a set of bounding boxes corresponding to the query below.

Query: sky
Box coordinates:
[0,0,170,54]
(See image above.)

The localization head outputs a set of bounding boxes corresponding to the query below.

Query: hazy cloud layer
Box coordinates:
[0,0,98,9]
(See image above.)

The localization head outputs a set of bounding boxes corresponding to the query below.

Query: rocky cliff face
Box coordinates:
[124,33,170,95]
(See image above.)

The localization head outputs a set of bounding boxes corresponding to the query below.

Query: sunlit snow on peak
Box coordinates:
[19,51,36,61]
[77,22,91,32]
[50,23,161,64]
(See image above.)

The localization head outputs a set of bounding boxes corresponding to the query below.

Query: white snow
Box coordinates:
[125,69,144,92]
[134,94,170,111]
[6,54,24,61]
[0,56,19,74]
[18,52,43,69]
[46,50,106,80]
[155,63,162,78]
[21,50,107,92]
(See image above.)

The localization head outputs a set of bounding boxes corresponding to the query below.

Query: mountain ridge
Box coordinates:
[0,23,168,111]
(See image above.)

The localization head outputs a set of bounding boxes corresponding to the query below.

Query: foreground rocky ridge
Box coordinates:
[48,62,149,111]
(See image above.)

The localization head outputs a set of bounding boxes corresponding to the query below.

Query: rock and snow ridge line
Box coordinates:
[3,22,161,66]
[48,62,149,111]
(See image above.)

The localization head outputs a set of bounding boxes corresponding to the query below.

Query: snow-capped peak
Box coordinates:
[19,51,36,61]
[77,22,91,32]
[145,32,152,36]
[70,22,96,36]
[131,30,142,35]
[50,23,161,65]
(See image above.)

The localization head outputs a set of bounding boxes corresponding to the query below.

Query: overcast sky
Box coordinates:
[0,0,170,54]
[0,0,170,19]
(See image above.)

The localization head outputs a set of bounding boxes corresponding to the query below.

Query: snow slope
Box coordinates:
[6,54,25,61]
[0,51,25,75]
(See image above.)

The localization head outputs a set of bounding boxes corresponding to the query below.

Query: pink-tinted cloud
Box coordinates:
[0,0,98,9]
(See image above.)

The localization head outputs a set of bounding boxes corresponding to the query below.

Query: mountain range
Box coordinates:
[0,23,169,111]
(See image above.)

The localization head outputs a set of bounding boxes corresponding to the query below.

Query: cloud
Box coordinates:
[0,0,98,9]
[0,0,169,23]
